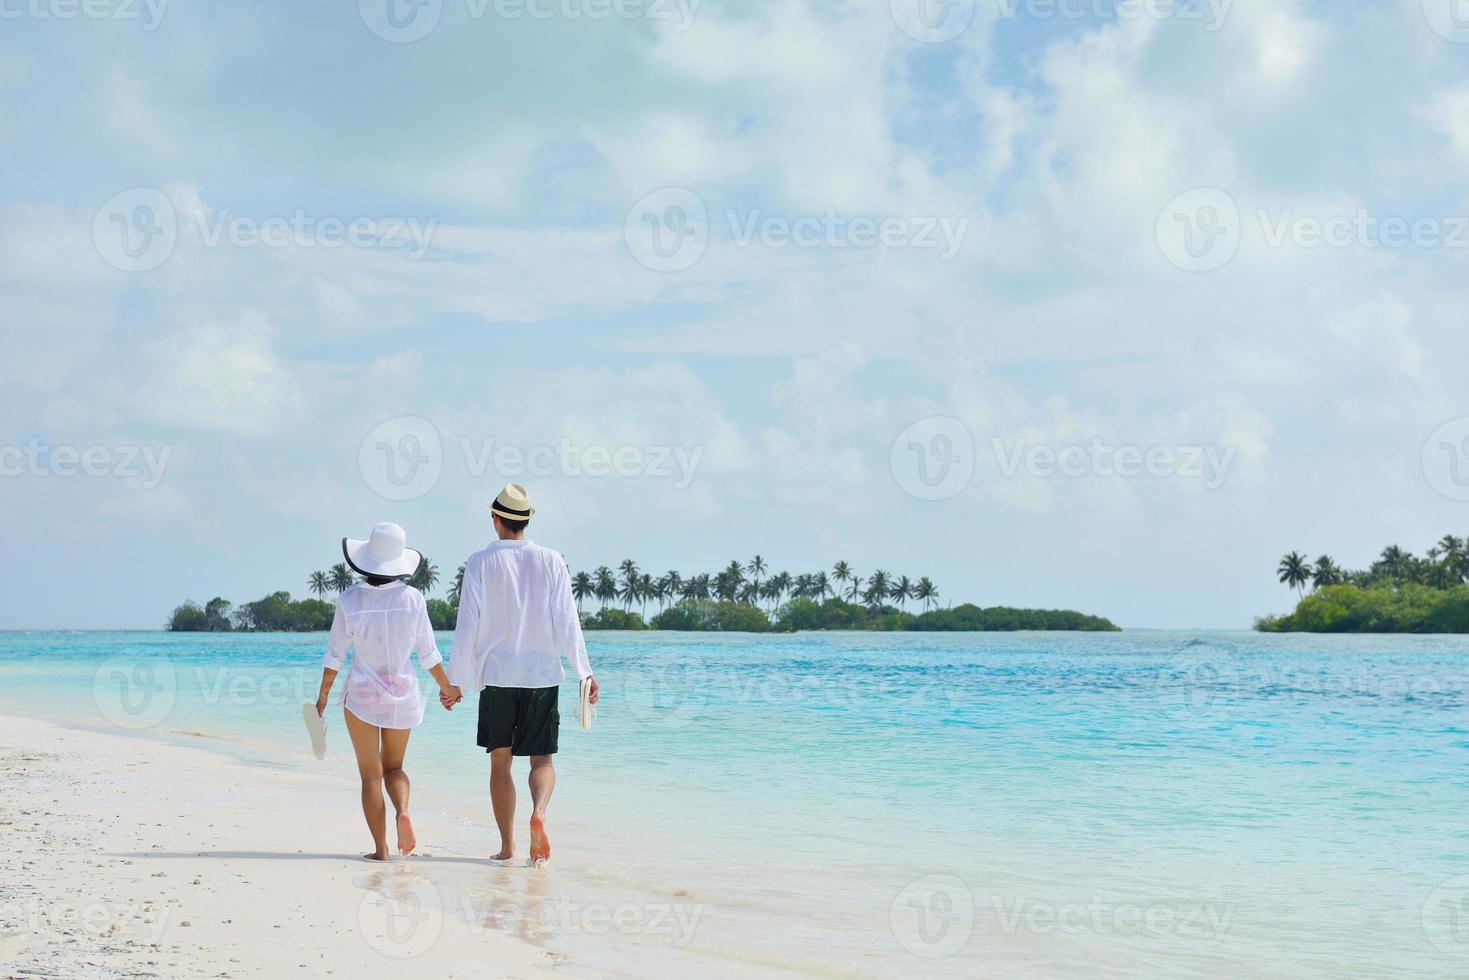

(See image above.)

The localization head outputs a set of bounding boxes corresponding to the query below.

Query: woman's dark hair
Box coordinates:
[363,574,400,587]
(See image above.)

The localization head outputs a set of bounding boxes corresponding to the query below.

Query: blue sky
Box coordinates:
[4,0,1469,629]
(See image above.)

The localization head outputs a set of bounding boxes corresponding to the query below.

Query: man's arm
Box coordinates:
[552,556,598,704]
[445,559,482,697]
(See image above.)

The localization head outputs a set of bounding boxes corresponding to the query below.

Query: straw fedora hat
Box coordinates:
[342,522,422,579]
[489,483,535,523]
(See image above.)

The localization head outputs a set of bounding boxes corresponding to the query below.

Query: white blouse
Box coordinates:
[323,581,442,730]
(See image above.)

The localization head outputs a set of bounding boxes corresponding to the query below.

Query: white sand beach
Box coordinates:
[0,713,564,978]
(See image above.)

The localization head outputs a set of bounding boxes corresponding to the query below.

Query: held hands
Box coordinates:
[439,685,464,711]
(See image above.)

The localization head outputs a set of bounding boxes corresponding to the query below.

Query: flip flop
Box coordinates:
[577,677,596,731]
[302,702,327,760]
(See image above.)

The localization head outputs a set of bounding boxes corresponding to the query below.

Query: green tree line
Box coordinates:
[168,553,1117,634]
[1259,536,1469,633]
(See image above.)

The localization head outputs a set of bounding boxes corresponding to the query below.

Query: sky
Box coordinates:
[3,0,1469,629]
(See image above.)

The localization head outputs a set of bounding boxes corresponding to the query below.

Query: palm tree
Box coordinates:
[1277,552,1311,598]
[618,574,640,611]
[867,570,891,609]
[408,557,439,594]
[845,571,862,602]
[594,566,617,609]
[813,571,831,601]
[1377,545,1411,584]
[747,555,767,597]
[449,564,466,606]
[639,573,654,618]
[1311,556,1342,589]
[308,571,330,598]
[329,563,355,593]
[914,577,938,610]
[833,561,852,594]
[890,575,913,610]
[572,571,593,612]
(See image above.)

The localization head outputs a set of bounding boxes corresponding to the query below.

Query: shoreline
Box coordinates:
[0,712,566,978]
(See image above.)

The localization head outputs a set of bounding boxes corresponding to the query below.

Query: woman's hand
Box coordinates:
[439,685,463,711]
[315,694,329,717]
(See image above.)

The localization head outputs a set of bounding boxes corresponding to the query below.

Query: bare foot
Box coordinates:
[490,847,515,861]
[396,814,416,857]
[529,815,550,866]
[364,848,389,862]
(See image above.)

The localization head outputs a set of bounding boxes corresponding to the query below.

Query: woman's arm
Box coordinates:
[318,603,350,715]
[315,667,338,716]
[428,663,461,710]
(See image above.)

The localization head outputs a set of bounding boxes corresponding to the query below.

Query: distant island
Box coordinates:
[1257,536,1469,633]
[167,556,1118,634]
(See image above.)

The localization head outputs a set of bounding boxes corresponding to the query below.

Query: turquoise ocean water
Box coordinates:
[3,629,1469,977]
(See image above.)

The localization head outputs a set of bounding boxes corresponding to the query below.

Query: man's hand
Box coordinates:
[439,685,463,710]
[585,677,599,705]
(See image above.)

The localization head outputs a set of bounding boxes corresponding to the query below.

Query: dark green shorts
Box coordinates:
[476,685,559,756]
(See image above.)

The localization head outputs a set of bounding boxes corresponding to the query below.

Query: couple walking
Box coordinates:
[312,484,599,865]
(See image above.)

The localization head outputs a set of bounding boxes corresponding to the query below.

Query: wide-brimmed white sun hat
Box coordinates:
[342,522,422,579]
[489,483,535,523]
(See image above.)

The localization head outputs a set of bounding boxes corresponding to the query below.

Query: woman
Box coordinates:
[314,522,455,861]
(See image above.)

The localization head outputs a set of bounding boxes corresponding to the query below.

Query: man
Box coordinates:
[442,483,598,865]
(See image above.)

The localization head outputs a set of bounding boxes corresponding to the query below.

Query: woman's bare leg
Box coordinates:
[344,708,389,861]
[380,727,414,855]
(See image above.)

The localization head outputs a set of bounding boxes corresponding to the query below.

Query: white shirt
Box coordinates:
[447,539,592,691]
[323,581,442,730]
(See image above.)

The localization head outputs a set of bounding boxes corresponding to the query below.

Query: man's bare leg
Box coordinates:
[380,727,414,856]
[489,747,516,860]
[528,755,555,865]
[344,709,389,861]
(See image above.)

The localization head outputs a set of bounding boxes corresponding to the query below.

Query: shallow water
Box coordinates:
[2,629,1468,977]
